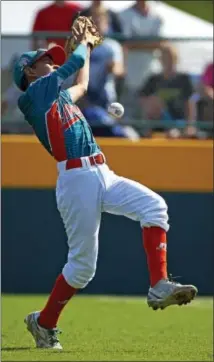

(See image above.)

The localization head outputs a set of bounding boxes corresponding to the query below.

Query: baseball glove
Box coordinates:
[65,15,103,57]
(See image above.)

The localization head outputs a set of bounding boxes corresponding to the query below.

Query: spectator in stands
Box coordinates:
[1,84,22,118]
[187,62,213,139]
[118,0,165,91]
[1,55,25,132]
[79,7,139,140]
[32,0,82,50]
[80,0,122,35]
[198,62,214,122]
[81,0,125,105]
[139,45,194,137]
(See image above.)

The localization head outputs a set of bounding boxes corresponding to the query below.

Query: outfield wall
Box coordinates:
[2,136,213,295]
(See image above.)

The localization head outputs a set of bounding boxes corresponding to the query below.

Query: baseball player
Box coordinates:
[13,18,197,350]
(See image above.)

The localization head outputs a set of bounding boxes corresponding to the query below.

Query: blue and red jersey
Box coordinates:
[18,44,100,161]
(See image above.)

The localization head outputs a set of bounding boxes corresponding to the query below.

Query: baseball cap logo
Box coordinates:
[19,57,29,69]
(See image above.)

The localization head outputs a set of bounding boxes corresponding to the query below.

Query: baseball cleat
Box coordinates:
[147,276,198,311]
[24,311,62,349]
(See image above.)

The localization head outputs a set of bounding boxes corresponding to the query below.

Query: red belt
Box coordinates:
[66,153,105,170]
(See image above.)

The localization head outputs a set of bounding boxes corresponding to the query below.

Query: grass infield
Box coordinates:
[1,295,213,361]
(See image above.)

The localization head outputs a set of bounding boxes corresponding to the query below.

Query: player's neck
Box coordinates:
[134,2,149,16]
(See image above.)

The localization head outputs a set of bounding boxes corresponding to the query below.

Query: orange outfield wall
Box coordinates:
[1,135,213,191]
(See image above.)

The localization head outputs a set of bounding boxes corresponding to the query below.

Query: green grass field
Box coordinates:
[2,295,213,361]
[163,0,213,23]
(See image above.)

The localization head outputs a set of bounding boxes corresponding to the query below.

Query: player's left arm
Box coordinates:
[67,45,91,103]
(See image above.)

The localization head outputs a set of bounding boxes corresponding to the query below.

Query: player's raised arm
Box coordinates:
[64,21,93,103]
[57,16,103,84]
[59,16,103,102]
[66,46,91,103]
[55,19,91,82]
[55,43,88,81]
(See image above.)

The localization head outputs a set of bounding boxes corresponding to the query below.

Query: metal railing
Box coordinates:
[1,33,213,136]
[2,33,213,41]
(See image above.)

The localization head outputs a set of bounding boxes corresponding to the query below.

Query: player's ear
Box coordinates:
[24,67,37,78]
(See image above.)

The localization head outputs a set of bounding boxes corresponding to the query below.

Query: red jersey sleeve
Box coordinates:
[32,10,44,31]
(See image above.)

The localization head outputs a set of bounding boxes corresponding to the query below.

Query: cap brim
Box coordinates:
[38,45,66,66]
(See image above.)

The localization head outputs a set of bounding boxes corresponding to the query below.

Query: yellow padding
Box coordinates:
[1,135,213,191]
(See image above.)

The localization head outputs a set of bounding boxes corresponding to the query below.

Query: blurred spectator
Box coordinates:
[138,45,194,137]
[1,84,22,118]
[1,86,33,134]
[198,62,213,122]
[1,55,25,132]
[81,1,124,105]
[188,62,213,139]
[32,0,82,50]
[80,0,122,35]
[118,0,165,90]
[79,7,139,140]
[86,7,125,107]
[201,63,214,95]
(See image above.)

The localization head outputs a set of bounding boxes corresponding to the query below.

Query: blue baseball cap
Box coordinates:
[13,45,66,90]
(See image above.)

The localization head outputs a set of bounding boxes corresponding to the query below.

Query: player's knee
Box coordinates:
[156,194,168,214]
[153,194,168,223]
[62,260,96,289]
[142,193,169,231]
[79,263,96,287]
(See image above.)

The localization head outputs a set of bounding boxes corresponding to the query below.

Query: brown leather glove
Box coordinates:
[64,16,103,57]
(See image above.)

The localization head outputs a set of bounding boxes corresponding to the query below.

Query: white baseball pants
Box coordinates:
[56,158,169,289]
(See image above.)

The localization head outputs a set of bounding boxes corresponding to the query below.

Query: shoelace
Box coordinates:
[48,328,62,344]
[168,273,182,284]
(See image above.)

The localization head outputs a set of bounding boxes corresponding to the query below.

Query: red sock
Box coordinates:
[38,274,77,329]
[142,226,168,287]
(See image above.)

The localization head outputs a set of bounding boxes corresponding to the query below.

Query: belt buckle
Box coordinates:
[94,153,102,165]
[91,153,103,166]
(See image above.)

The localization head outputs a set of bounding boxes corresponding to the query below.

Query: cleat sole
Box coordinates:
[148,285,198,311]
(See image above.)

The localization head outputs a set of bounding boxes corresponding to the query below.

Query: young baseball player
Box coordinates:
[13,19,197,350]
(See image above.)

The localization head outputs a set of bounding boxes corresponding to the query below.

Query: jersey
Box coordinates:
[18,45,100,162]
[32,2,82,48]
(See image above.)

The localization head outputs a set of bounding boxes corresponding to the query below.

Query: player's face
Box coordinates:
[32,56,59,77]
